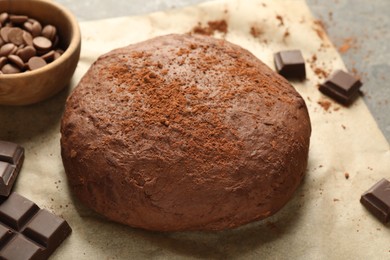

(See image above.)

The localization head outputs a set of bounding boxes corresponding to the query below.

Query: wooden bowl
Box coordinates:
[0,0,81,105]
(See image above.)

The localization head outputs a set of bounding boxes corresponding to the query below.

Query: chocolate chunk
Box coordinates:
[0,141,24,197]
[319,70,362,105]
[274,50,306,80]
[360,178,390,224]
[0,193,72,259]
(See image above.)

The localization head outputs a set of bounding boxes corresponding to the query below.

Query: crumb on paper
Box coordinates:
[250,26,263,38]
[313,67,329,79]
[333,198,340,202]
[344,172,350,179]
[341,124,346,130]
[318,100,332,111]
[191,20,228,36]
[276,15,284,26]
[283,28,290,39]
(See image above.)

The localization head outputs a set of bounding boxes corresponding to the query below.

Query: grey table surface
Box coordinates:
[56,0,390,144]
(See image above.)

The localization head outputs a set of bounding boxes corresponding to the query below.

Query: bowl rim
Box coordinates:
[0,0,81,79]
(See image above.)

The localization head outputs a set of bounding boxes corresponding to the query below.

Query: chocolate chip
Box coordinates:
[9,15,28,24]
[24,19,42,37]
[54,51,62,60]
[41,50,55,62]
[33,36,52,51]
[8,28,25,45]
[8,55,25,69]
[0,27,11,42]
[0,56,7,69]
[0,13,9,25]
[16,46,36,62]
[28,56,47,70]
[42,25,56,42]
[22,31,33,46]
[1,63,20,74]
[0,43,17,56]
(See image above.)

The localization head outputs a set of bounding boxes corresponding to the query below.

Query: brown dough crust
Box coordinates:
[60,34,311,231]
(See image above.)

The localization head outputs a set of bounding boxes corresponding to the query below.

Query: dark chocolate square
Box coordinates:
[274,50,306,80]
[360,178,390,224]
[319,70,362,105]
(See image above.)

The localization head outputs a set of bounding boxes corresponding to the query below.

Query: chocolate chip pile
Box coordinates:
[0,12,64,74]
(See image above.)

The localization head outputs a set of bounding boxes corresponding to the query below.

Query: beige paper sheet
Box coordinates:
[2,0,389,259]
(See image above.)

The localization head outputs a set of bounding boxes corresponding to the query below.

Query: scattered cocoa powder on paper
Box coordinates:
[338,38,356,53]
[250,26,263,38]
[313,20,326,40]
[191,20,228,36]
[276,15,284,26]
[314,67,329,79]
[318,100,332,111]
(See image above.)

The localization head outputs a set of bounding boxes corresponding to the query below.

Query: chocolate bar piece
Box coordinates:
[0,141,24,197]
[0,192,71,259]
[360,178,390,224]
[274,50,306,80]
[319,70,362,105]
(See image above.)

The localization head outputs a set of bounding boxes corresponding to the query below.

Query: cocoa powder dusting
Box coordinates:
[84,34,301,180]
[101,37,255,173]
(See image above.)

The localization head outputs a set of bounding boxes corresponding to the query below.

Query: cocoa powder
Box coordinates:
[191,20,228,36]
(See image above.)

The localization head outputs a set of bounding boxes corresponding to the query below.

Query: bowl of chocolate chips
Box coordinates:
[0,0,81,105]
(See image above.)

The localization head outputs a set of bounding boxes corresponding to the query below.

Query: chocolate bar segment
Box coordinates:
[360,178,390,224]
[0,141,24,165]
[0,193,72,259]
[0,141,24,197]
[1,234,42,260]
[274,50,306,80]
[319,70,362,105]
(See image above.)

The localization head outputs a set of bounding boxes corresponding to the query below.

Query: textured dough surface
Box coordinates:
[60,34,311,231]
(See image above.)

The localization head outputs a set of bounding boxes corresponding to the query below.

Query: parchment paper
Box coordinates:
[1,0,389,259]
